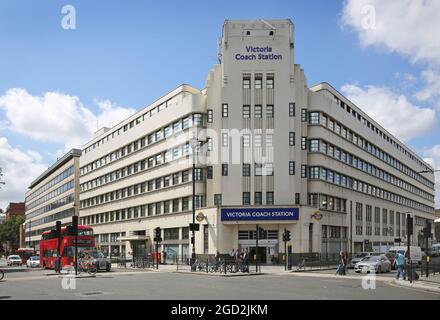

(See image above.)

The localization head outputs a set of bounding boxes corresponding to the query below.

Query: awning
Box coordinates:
[118,235,150,241]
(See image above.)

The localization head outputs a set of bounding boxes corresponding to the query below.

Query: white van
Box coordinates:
[388,246,422,262]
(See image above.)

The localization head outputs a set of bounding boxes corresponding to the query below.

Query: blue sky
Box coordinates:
[0,0,439,208]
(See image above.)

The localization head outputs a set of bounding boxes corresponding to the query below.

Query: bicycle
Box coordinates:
[296,259,306,270]
[64,260,97,276]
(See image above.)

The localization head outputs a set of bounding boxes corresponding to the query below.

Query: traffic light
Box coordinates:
[154,227,162,242]
[285,230,291,242]
[407,216,414,236]
[56,221,61,237]
[189,223,200,232]
[72,215,78,235]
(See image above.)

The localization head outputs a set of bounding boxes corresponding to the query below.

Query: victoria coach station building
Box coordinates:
[38,19,435,262]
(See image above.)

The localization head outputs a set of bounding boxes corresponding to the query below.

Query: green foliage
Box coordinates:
[0,215,25,248]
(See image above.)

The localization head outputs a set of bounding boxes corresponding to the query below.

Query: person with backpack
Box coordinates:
[394,251,406,280]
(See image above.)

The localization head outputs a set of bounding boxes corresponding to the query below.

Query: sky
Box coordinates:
[0,0,439,209]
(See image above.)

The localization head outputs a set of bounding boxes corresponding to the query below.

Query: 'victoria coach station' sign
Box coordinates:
[221,207,299,221]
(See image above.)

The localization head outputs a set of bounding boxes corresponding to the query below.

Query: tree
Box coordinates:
[0,215,25,252]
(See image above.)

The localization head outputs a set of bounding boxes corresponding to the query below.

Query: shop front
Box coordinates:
[221,207,299,264]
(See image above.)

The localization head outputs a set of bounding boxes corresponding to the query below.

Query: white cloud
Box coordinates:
[0,137,48,211]
[341,0,440,65]
[0,88,136,152]
[423,145,440,208]
[341,84,436,142]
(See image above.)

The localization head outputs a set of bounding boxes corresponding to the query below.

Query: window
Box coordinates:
[255,105,262,118]
[266,74,274,88]
[222,104,228,118]
[243,134,251,148]
[172,199,179,212]
[266,105,274,118]
[222,133,229,147]
[182,197,189,211]
[289,161,295,175]
[301,165,307,178]
[194,168,203,181]
[243,75,251,89]
[207,109,213,123]
[182,170,189,182]
[255,192,262,205]
[242,105,250,118]
[301,137,307,150]
[182,116,190,130]
[255,75,262,89]
[243,192,250,205]
[310,167,320,179]
[243,163,251,176]
[207,166,213,179]
[155,202,162,215]
[289,103,295,117]
[266,192,274,205]
[164,125,172,138]
[255,163,262,176]
[295,193,300,205]
[289,132,295,146]
[309,139,319,152]
[193,114,203,126]
[301,109,308,122]
[214,194,222,206]
[264,163,274,176]
[309,112,319,124]
[222,164,228,176]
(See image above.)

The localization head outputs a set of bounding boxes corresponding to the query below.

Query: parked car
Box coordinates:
[348,252,381,268]
[26,256,40,268]
[7,255,23,266]
[84,250,111,272]
[354,255,391,273]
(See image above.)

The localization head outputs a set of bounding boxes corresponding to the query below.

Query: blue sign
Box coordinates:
[221,207,299,221]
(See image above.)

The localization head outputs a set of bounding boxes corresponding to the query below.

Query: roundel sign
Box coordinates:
[311,210,323,221]
[196,212,205,222]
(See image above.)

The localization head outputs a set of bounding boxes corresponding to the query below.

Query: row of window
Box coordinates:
[333,95,431,172]
[309,111,434,189]
[242,73,274,89]
[81,196,203,226]
[81,169,192,209]
[26,180,75,211]
[355,204,407,237]
[80,141,192,193]
[26,166,75,202]
[217,163,274,177]
[81,113,202,176]
[238,229,278,240]
[307,166,434,214]
[83,92,194,155]
[26,208,75,228]
[321,226,348,239]
[307,194,347,213]
[308,138,434,202]
[26,193,74,220]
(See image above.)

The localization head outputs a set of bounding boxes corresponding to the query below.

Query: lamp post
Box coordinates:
[190,137,199,266]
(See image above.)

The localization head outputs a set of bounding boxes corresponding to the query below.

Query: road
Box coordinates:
[0,266,439,300]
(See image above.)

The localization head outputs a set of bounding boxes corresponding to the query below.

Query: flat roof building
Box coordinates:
[24,149,81,251]
[77,19,436,262]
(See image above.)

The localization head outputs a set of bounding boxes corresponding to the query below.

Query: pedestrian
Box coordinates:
[336,251,346,275]
[162,251,167,264]
[394,251,406,280]
[215,250,220,264]
[229,248,235,262]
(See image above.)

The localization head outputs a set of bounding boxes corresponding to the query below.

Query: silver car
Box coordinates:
[348,252,381,268]
[354,255,391,273]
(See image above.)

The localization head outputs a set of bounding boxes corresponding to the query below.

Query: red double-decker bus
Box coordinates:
[40,225,95,269]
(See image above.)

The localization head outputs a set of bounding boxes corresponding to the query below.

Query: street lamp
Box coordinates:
[190,137,199,266]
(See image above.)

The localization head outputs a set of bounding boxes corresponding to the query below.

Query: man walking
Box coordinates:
[394,252,406,280]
